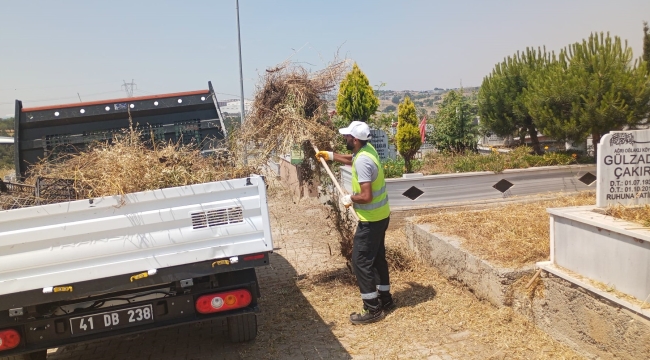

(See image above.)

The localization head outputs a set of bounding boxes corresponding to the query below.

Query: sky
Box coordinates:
[1,0,649,118]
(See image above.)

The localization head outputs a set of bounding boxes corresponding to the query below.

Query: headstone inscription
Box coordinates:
[597,130,650,207]
[369,129,391,160]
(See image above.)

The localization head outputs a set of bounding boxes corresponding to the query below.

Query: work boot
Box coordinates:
[350,298,384,325]
[349,307,385,325]
[379,290,396,312]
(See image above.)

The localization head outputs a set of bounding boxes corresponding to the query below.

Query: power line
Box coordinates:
[0,81,119,91]
[0,90,125,105]
[121,79,137,97]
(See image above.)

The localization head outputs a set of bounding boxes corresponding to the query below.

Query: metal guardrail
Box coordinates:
[341,164,597,209]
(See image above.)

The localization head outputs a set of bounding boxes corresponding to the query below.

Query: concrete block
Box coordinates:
[402,173,424,179]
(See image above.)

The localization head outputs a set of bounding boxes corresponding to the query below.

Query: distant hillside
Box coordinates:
[375,88,479,116]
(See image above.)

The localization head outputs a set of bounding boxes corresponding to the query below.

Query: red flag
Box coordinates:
[419,117,427,143]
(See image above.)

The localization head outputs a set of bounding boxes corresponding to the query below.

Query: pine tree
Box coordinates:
[431,90,478,153]
[525,32,650,159]
[336,63,379,122]
[478,48,549,154]
[395,96,422,173]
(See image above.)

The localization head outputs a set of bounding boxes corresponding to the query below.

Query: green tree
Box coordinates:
[478,48,549,154]
[336,63,380,122]
[391,95,401,104]
[431,90,478,153]
[0,118,14,169]
[0,118,13,136]
[525,32,650,159]
[643,21,650,73]
[395,96,422,173]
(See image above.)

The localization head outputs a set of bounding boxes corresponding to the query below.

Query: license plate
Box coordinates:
[69,304,154,336]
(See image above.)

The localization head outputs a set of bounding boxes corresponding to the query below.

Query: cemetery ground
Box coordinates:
[46,187,583,360]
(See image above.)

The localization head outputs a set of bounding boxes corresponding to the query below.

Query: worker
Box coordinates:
[316,121,394,324]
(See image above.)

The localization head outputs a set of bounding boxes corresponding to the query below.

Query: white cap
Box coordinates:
[338,121,371,140]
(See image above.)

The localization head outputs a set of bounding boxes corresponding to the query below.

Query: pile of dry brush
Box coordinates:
[233,58,349,165]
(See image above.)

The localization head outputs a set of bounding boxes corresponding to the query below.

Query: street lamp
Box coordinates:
[235,0,247,164]
[236,0,245,126]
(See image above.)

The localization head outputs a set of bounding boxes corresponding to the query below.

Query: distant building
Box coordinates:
[219,99,253,115]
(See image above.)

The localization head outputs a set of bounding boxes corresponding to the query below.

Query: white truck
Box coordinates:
[0,176,273,359]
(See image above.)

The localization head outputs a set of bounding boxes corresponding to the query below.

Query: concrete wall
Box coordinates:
[405,222,534,307]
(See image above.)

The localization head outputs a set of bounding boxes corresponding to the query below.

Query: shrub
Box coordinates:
[421,146,593,175]
[382,157,423,178]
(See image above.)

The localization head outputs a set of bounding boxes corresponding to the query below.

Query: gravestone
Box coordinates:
[597,130,650,207]
[369,129,396,160]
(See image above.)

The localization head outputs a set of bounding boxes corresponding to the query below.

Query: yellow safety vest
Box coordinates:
[351,144,390,222]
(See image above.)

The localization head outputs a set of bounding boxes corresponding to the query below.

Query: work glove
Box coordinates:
[340,194,353,208]
[315,151,333,161]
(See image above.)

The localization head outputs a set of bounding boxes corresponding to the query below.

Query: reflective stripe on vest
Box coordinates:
[351,143,390,222]
[353,196,389,211]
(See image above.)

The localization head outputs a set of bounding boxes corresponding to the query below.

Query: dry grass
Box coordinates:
[25,129,254,199]
[297,225,583,359]
[414,192,596,268]
[605,204,650,228]
[0,167,12,178]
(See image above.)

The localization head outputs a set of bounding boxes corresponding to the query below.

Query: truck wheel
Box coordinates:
[227,313,257,343]
[1,350,47,360]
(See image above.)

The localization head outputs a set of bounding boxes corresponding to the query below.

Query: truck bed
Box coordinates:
[0,176,272,308]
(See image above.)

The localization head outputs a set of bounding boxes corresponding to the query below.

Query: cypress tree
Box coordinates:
[336,63,379,122]
[396,96,422,173]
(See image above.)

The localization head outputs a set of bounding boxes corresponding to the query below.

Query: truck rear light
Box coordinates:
[195,289,252,314]
[243,253,265,261]
[0,329,20,351]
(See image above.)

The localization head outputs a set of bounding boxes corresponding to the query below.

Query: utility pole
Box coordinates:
[236,0,247,164]
[236,0,245,125]
[122,79,137,98]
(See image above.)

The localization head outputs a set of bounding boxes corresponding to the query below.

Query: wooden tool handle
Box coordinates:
[312,144,348,196]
